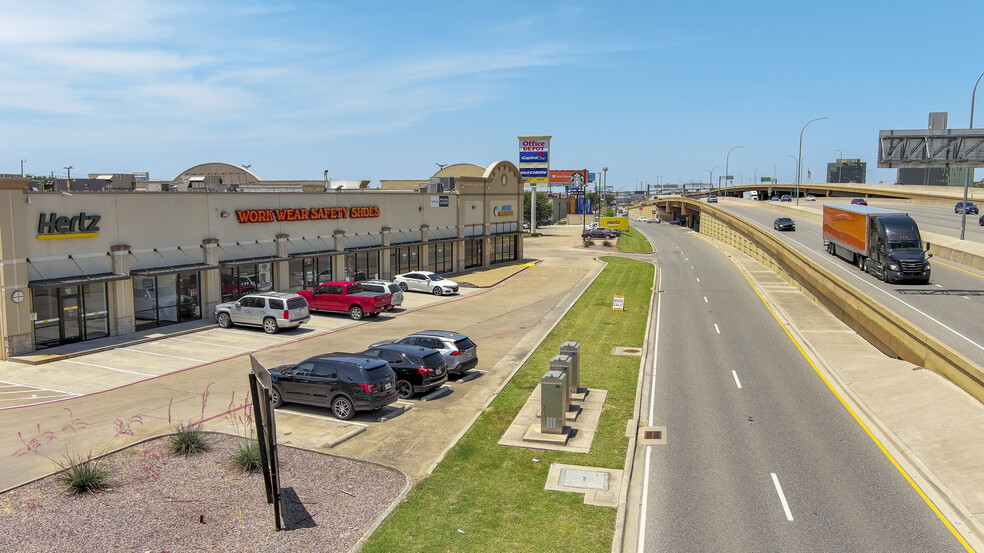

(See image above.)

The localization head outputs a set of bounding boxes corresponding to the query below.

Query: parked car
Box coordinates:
[268,354,398,419]
[954,201,979,214]
[537,219,554,226]
[706,194,718,203]
[805,195,817,201]
[371,330,478,375]
[773,217,796,231]
[980,214,984,226]
[214,292,310,334]
[780,194,792,202]
[358,344,449,398]
[394,271,460,296]
[648,218,661,223]
[297,281,392,320]
[582,227,619,240]
[360,280,404,308]
[850,198,868,206]
[770,196,779,202]
[638,217,649,223]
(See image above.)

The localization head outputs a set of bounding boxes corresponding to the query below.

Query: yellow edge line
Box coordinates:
[36,233,99,240]
[932,259,984,280]
[695,233,974,551]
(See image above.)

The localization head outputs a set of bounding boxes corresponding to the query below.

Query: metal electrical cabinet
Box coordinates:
[540,370,568,434]
[560,341,580,392]
[550,354,573,403]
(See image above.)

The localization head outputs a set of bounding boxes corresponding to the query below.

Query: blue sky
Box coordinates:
[2,1,982,188]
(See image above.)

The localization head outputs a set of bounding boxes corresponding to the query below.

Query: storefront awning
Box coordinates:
[288,249,337,258]
[130,263,217,276]
[218,255,290,267]
[29,273,131,289]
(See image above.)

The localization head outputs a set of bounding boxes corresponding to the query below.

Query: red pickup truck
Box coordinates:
[297,281,393,320]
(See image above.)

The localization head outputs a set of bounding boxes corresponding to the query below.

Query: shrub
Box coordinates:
[58,451,110,495]
[230,439,262,472]
[167,424,209,456]
[602,240,613,247]
[583,239,595,247]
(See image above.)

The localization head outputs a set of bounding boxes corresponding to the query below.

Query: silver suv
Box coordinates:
[214,292,310,334]
[360,280,404,307]
[371,330,478,375]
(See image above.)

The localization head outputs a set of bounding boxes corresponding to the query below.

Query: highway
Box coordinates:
[716,198,984,369]
[633,222,966,552]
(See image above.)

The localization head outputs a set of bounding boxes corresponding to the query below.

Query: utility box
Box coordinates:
[540,370,568,435]
[560,341,581,392]
[550,355,573,404]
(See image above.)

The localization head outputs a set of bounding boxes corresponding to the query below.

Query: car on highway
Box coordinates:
[706,194,718,203]
[770,196,779,202]
[851,198,868,206]
[773,217,796,231]
[393,271,460,296]
[360,280,405,308]
[371,330,479,375]
[638,217,649,223]
[780,194,792,202]
[358,344,449,398]
[955,201,979,214]
[268,353,398,419]
[214,292,310,334]
[980,214,984,226]
[805,195,817,201]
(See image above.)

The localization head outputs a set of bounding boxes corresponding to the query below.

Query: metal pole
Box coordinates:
[770,161,776,199]
[706,166,719,193]
[726,146,743,193]
[797,117,827,206]
[959,70,984,240]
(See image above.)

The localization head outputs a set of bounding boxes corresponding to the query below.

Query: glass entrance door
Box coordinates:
[59,293,83,344]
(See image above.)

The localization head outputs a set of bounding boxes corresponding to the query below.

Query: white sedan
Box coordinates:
[393,271,460,295]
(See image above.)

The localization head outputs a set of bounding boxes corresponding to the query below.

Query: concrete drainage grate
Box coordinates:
[612,346,642,356]
[638,426,666,445]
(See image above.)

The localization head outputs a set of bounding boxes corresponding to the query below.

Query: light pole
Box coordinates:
[959,70,984,240]
[770,161,776,198]
[725,146,744,192]
[834,149,843,160]
[706,166,719,194]
[64,165,73,180]
[797,117,827,205]
[20,159,26,178]
[786,154,798,196]
[323,169,329,189]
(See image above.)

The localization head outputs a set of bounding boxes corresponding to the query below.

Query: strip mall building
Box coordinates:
[0,161,524,359]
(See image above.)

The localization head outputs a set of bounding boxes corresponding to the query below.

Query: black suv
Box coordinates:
[358,344,449,398]
[269,354,398,419]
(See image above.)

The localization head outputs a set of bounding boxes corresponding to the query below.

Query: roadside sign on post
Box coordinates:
[612,293,625,311]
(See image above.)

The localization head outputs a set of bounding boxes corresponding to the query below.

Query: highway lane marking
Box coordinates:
[65,360,154,376]
[639,265,663,553]
[696,277,700,283]
[121,348,209,363]
[777,233,984,354]
[704,296,708,303]
[714,324,720,334]
[771,473,794,521]
[732,370,742,388]
[932,259,984,280]
[713,241,976,551]
[169,337,257,350]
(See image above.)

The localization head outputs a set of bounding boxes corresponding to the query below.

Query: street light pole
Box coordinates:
[706,166,719,194]
[770,161,776,198]
[20,159,26,178]
[797,117,827,206]
[960,70,984,240]
[725,146,744,193]
[63,165,73,180]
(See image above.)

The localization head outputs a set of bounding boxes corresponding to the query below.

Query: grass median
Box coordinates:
[616,227,654,253]
[362,256,654,553]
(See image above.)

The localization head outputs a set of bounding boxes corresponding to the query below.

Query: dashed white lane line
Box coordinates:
[65,360,154,376]
[732,370,742,388]
[714,324,720,334]
[771,472,794,521]
[121,348,208,363]
[704,296,708,303]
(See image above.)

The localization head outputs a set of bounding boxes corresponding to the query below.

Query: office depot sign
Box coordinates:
[519,138,549,152]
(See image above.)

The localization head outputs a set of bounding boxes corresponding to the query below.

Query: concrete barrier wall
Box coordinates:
[690,201,984,405]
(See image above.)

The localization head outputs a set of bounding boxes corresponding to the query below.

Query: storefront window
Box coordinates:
[82,283,109,340]
[133,272,202,331]
[429,243,454,274]
[32,283,110,350]
[390,246,422,275]
[220,265,269,301]
[345,251,379,281]
[464,238,482,268]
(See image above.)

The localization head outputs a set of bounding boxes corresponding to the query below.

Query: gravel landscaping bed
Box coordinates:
[0,433,409,552]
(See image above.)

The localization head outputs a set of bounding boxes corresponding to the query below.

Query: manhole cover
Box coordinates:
[560,468,609,491]
[612,346,643,356]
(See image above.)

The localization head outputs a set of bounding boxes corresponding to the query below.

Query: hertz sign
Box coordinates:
[235,206,380,223]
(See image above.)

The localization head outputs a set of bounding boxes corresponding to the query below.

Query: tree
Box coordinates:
[523,191,554,222]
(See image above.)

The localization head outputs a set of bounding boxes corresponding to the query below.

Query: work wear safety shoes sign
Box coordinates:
[235,206,380,223]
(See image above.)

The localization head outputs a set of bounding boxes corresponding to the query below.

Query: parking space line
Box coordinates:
[121,348,208,363]
[278,409,368,427]
[168,337,257,350]
[215,329,300,342]
[394,400,415,406]
[0,380,76,396]
[65,360,154,376]
[0,392,77,403]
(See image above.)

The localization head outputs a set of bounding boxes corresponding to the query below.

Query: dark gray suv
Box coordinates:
[269,354,398,420]
[371,330,478,375]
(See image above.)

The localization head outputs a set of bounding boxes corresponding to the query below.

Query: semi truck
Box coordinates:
[822,204,931,284]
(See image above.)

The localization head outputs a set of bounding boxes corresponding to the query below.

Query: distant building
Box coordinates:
[826,159,866,183]
[896,167,971,187]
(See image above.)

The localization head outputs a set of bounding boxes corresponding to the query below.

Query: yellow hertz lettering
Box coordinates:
[234,206,381,223]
